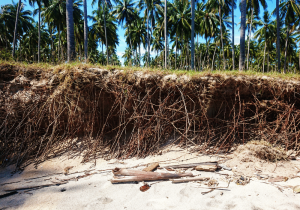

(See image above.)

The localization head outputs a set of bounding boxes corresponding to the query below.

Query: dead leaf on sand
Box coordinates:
[140,184,150,192]
[268,176,288,182]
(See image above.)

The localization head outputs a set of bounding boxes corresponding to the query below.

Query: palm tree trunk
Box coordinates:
[247,7,253,70]
[58,24,61,61]
[299,43,300,71]
[191,0,195,70]
[12,0,22,59]
[5,25,7,61]
[267,50,270,72]
[239,0,246,71]
[196,35,199,70]
[51,29,54,63]
[212,42,217,71]
[83,0,88,62]
[103,0,109,65]
[199,51,202,71]
[175,36,177,69]
[135,49,138,65]
[276,0,280,72]
[139,43,141,66]
[38,7,41,63]
[66,0,75,62]
[164,0,167,69]
[232,0,234,71]
[127,23,133,66]
[205,37,209,68]
[288,56,290,72]
[180,44,183,68]
[284,26,289,74]
[263,41,266,73]
[147,7,150,67]
[219,5,226,70]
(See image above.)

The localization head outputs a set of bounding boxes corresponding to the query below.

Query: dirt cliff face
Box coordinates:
[1,63,300,169]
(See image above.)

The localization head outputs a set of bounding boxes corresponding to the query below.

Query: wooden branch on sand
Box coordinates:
[159,162,218,169]
[143,162,159,172]
[111,168,193,183]
[171,177,210,183]
[195,165,218,172]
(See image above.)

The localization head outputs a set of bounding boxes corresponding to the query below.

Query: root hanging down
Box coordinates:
[1,64,300,169]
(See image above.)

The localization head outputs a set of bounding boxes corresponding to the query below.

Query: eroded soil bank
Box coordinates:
[1,63,300,168]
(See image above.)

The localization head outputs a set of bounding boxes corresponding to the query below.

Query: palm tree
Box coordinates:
[29,0,49,63]
[66,0,75,61]
[207,0,232,70]
[164,0,167,69]
[276,0,280,72]
[122,47,133,65]
[254,11,275,73]
[90,6,119,63]
[169,0,191,69]
[246,0,267,70]
[21,22,50,62]
[138,0,151,67]
[128,17,147,66]
[191,0,195,70]
[114,0,137,65]
[12,0,22,59]
[83,0,88,62]
[92,0,114,65]
[4,2,33,59]
[239,0,247,71]
[0,4,17,54]
[196,2,219,70]
[231,0,235,70]
[279,0,300,73]
[42,0,65,61]
[43,0,82,62]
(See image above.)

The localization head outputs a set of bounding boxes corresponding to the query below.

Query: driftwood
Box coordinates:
[0,191,18,199]
[195,165,218,172]
[160,162,218,169]
[171,177,210,183]
[111,168,193,183]
[5,181,68,192]
[113,168,152,176]
[143,162,159,172]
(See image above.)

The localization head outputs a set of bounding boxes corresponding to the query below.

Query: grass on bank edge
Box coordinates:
[1,59,300,81]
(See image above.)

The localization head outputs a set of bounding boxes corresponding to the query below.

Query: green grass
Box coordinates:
[1,59,300,81]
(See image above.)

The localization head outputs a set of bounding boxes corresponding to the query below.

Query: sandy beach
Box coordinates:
[1,146,300,210]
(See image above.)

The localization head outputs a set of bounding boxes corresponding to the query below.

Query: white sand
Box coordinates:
[1,147,300,210]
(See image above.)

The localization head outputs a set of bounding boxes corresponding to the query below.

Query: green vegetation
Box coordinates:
[2,60,300,81]
[1,0,300,72]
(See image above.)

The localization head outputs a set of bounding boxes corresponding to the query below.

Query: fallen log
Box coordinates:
[113,168,152,176]
[159,162,218,169]
[143,162,159,172]
[171,177,210,183]
[5,181,68,192]
[195,165,218,172]
[111,170,193,183]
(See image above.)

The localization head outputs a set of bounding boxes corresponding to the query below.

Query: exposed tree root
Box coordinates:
[1,64,300,169]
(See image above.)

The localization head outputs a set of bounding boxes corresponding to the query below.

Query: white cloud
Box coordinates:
[117,52,124,57]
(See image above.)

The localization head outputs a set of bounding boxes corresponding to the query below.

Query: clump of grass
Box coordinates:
[2,60,300,81]
[235,140,288,162]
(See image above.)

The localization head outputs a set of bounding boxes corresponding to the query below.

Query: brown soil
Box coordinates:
[1,63,300,169]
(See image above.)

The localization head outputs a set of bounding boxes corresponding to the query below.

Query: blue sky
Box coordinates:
[1,0,276,65]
